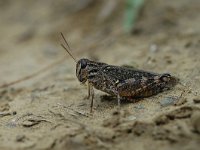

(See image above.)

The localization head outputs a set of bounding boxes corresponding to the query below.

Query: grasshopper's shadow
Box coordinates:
[100,94,144,106]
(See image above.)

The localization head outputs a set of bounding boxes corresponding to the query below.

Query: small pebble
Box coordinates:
[149,44,158,53]
[160,97,177,107]
[124,115,136,121]
[134,104,145,109]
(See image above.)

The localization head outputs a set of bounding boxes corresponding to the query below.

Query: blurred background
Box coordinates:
[0,0,200,150]
[0,0,199,85]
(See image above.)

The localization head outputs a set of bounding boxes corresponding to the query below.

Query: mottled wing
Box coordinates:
[88,64,176,97]
[100,65,172,97]
[100,65,159,82]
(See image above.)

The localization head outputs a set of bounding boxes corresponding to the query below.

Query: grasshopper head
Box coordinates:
[60,33,89,84]
[76,58,89,84]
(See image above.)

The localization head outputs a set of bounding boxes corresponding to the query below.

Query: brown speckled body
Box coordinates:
[75,58,177,111]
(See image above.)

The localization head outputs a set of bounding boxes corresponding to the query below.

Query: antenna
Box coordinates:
[60,32,77,63]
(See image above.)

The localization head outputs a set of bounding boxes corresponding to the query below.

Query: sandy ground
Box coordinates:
[0,0,200,150]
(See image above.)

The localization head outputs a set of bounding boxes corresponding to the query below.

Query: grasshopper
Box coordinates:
[60,33,177,112]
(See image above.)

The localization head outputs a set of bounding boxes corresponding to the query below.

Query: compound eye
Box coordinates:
[81,60,87,69]
[160,73,171,82]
